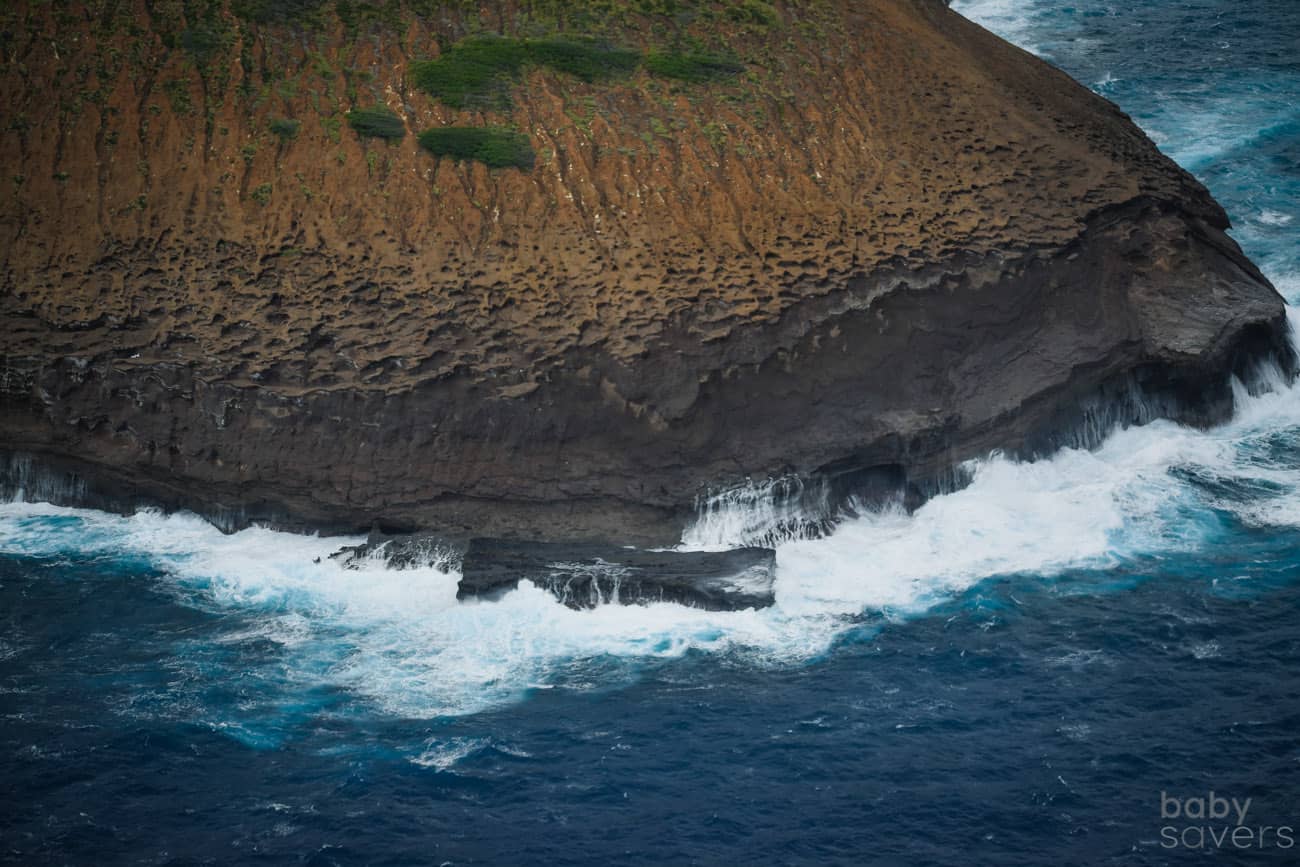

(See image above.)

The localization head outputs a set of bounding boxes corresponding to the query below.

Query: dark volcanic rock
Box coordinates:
[457,539,777,611]
[329,531,462,572]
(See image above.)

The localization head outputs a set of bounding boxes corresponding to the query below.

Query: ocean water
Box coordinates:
[4,2,1300,863]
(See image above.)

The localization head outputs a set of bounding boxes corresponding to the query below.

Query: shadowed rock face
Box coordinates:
[0,1,1291,542]
[457,539,776,611]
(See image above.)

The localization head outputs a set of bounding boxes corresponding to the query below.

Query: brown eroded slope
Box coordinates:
[0,0,1289,542]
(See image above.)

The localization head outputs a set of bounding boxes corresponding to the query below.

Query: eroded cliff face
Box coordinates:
[0,0,1290,542]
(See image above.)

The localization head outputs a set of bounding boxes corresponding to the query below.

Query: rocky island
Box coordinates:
[0,0,1290,547]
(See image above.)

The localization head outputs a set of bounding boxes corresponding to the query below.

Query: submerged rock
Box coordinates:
[457,539,777,611]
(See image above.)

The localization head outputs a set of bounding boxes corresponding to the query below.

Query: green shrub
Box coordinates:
[250,182,273,204]
[726,0,780,27]
[181,22,230,65]
[411,36,641,110]
[418,127,535,170]
[411,38,525,111]
[269,117,301,139]
[645,50,744,82]
[346,105,406,140]
[527,38,642,81]
[162,78,194,114]
[322,115,343,143]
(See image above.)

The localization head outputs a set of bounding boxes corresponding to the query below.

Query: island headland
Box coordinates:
[1,0,1290,547]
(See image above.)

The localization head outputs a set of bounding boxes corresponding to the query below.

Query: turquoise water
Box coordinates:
[3,1,1300,863]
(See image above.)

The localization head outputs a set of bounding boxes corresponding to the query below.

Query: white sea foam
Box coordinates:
[5,308,1300,724]
[4,0,1299,725]
[681,475,834,550]
[0,502,838,721]
[950,0,1049,54]
[953,0,1300,180]
[409,736,532,771]
[1093,71,1120,94]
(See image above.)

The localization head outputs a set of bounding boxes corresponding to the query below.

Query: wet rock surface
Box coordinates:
[457,538,777,611]
[328,531,461,572]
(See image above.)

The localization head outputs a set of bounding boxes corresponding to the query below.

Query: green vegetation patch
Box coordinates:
[527,38,643,80]
[725,0,780,27]
[346,106,406,140]
[180,21,232,65]
[269,117,301,139]
[418,127,535,170]
[411,36,641,110]
[645,49,744,82]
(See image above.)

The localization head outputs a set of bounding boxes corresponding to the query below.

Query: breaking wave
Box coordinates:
[4,307,1300,732]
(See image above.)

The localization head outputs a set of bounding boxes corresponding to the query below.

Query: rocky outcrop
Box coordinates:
[0,0,1291,543]
[329,530,460,571]
[457,538,776,610]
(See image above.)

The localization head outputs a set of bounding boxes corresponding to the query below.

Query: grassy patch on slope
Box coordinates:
[644,49,744,82]
[347,105,406,140]
[411,36,642,109]
[418,126,535,169]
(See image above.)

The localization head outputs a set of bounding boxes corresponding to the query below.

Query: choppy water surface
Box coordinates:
[4,2,1300,863]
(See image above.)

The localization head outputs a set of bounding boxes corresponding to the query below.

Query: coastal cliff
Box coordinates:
[0,0,1290,543]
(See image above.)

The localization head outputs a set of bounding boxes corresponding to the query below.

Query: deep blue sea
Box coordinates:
[4,2,1300,864]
